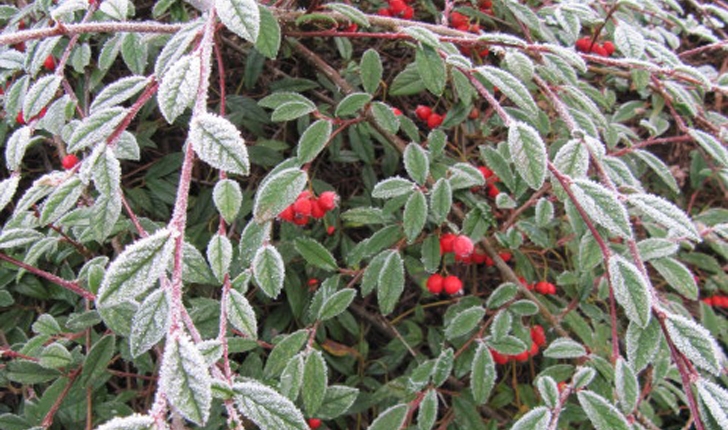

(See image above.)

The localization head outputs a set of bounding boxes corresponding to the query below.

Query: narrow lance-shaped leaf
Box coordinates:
[665,312,722,375]
[360,49,383,95]
[650,257,698,300]
[302,350,327,416]
[234,381,308,430]
[418,388,438,430]
[0,175,20,213]
[377,250,405,315]
[39,176,85,226]
[93,146,122,197]
[68,107,129,153]
[5,126,32,171]
[416,44,446,96]
[317,289,356,321]
[608,255,652,328]
[571,178,633,239]
[0,229,43,249]
[471,342,496,405]
[510,406,552,430]
[627,193,700,241]
[475,66,538,115]
[372,176,415,199]
[429,178,452,224]
[90,75,150,113]
[129,289,169,357]
[160,334,212,426]
[404,142,429,185]
[255,6,281,59]
[95,414,154,430]
[369,404,408,430]
[23,75,62,119]
[615,357,639,414]
[577,390,631,430]
[190,113,250,176]
[689,128,728,168]
[626,318,661,373]
[297,119,332,164]
[508,121,547,190]
[80,334,116,387]
[294,237,338,272]
[403,190,427,244]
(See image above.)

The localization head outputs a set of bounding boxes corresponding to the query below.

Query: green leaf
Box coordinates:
[626,318,661,373]
[360,49,382,95]
[536,376,559,409]
[216,0,260,42]
[369,404,408,430]
[68,107,129,153]
[158,54,200,124]
[279,354,304,400]
[23,75,62,119]
[487,282,519,309]
[608,255,652,328]
[632,149,680,194]
[432,347,454,387]
[207,234,232,282]
[665,312,722,375]
[324,3,370,27]
[253,167,307,222]
[39,343,73,369]
[0,228,44,249]
[511,406,552,430]
[403,190,428,243]
[97,228,175,307]
[543,337,587,359]
[696,379,728,429]
[445,306,485,340]
[471,342,496,405]
[253,244,285,298]
[234,381,308,429]
[318,289,356,321]
[490,310,512,341]
[571,179,632,239]
[90,75,150,113]
[615,357,639,414]
[448,163,486,190]
[316,385,359,420]
[213,179,243,224]
[255,6,281,59]
[403,26,441,48]
[689,128,728,168]
[508,121,547,190]
[404,142,429,185]
[614,23,645,59]
[636,238,679,261]
[6,360,61,384]
[650,257,698,300]
[377,250,405,315]
[429,178,452,225]
[190,113,250,176]
[239,220,271,268]
[475,66,538,115]
[264,330,308,377]
[335,93,372,118]
[303,350,328,416]
[129,289,169,357]
[390,63,426,96]
[370,101,399,134]
[80,335,116,387]
[577,390,631,430]
[372,176,415,199]
[488,335,528,355]
[297,119,332,164]
[92,147,122,197]
[227,289,258,339]
[418,388,438,430]
[271,101,316,122]
[416,44,446,96]
[627,193,700,241]
[161,334,212,426]
[420,234,440,272]
[294,237,338,272]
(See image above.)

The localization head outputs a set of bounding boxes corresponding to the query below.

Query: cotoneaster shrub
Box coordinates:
[1,0,728,429]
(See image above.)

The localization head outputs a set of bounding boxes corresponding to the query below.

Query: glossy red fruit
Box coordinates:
[388,0,407,15]
[426,274,444,294]
[478,166,494,180]
[702,297,715,306]
[487,184,499,198]
[603,41,615,56]
[16,111,25,125]
[318,191,338,211]
[591,44,608,57]
[307,418,322,429]
[401,5,414,19]
[343,23,358,32]
[61,154,79,170]
[557,381,567,392]
[491,349,509,365]
[293,197,313,217]
[293,215,310,226]
[471,250,487,264]
[391,107,403,116]
[499,251,512,262]
[427,113,444,129]
[452,235,474,258]
[415,105,432,121]
[439,233,457,254]
[575,37,592,52]
[377,7,392,16]
[443,275,463,295]
[311,200,326,219]
[43,55,56,71]
[450,12,469,28]
[279,205,295,222]
[528,341,539,357]
[308,278,319,286]
[512,349,529,362]
[531,325,546,347]
[534,281,551,294]
[326,225,336,235]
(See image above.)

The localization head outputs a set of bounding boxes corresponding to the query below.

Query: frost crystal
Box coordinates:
[160,333,212,425]
[158,55,200,124]
[510,406,551,430]
[95,413,154,430]
[233,381,308,429]
[572,179,633,239]
[252,244,285,298]
[90,75,150,113]
[697,379,728,429]
[627,193,700,242]
[190,113,250,176]
[0,175,21,214]
[608,255,652,328]
[129,289,170,358]
[5,126,32,171]
[665,312,722,375]
[215,0,260,43]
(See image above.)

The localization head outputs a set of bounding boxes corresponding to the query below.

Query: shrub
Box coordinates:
[1,0,728,429]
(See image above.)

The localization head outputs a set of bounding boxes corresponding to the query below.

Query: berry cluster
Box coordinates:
[490,325,547,364]
[702,295,728,307]
[478,165,500,198]
[278,191,338,226]
[575,37,615,57]
[449,5,492,58]
[439,233,512,265]
[377,0,414,19]
[520,278,558,295]
[426,274,463,295]
[414,105,444,129]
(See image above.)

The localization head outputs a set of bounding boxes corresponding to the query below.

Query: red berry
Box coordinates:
[293,197,313,217]
[557,381,567,392]
[311,200,326,219]
[343,23,358,32]
[484,256,494,266]
[548,283,557,295]
[443,275,463,295]
[401,6,414,19]
[487,184,499,198]
[439,233,457,254]
[61,154,79,170]
[415,105,432,121]
[326,225,336,235]
[716,296,728,308]
[391,107,402,116]
[531,325,546,347]
[452,235,474,258]
[279,205,295,222]
[591,44,608,57]
[307,418,322,429]
[528,341,539,357]
[480,0,493,7]
[575,37,592,53]
[499,251,512,262]
[426,274,444,294]
[490,349,509,365]
[471,250,487,264]
[603,41,615,56]
[702,297,714,306]
[450,12,469,28]
[293,215,310,226]
[16,111,25,125]
[377,8,392,17]
[534,281,551,294]
[479,166,494,181]
[308,278,319,286]
[318,191,338,211]
[427,113,444,129]
[388,0,407,15]
[513,349,529,362]
[456,23,470,32]
[43,55,56,71]
[469,24,481,33]
[18,20,26,30]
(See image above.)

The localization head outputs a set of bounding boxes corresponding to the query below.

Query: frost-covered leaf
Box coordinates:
[475,66,538,115]
[233,381,308,429]
[335,92,372,118]
[577,390,631,430]
[294,237,338,272]
[628,193,700,241]
[253,244,285,298]
[213,179,242,224]
[615,357,639,414]
[432,348,454,387]
[370,101,399,134]
[0,229,44,249]
[608,255,652,328]
[23,75,62,120]
[543,337,586,359]
[158,54,200,124]
[5,126,32,171]
[536,376,559,409]
[377,250,404,315]
[253,167,307,222]
[636,238,679,261]
[68,107,129,153]
[239,219,271,266]
[324,3,370,27]
[160,334,212,425]
[255,6,281,59]
[689,128,728,168]
[696,379,728,429]
[626,318,661,373]
[504,50,535,81]
[91,192,123,242]
[403,190,427,243]
[665,312,722,375]
[227,289,257,339]
[316,385,359,420]
[207,233,232,282]
[39,342,72,369]
[403,26,440,48]
[509,121,547,190]
[95,414,154,430]
[445,306,485,340]
[448,163,486,190]
[553,139,589,183]
[97,228,175,307]
[154,20,203,76]
[471,342,496,405]
[297,119,332,164]
[90,75,150,113]
[360,49,382,95]
[318,288,356,321]
[264,330,308,377]
[632,149,680,194]
[416,44,446,96]
[372,176,415,199]
[129,289,169,357]
[369,404,408,430]
[572,179,632,239]
[429,178,452,225]
[280,354,304,401]
[40,176,85,226]
[418,388,438,430]
[0,174,20,213]
[303,350,328,416]
[404,142,429,186]
[216,0,260,42]
[93,147,122,196]
[614,23,645,59]
[650,257,698,300]
[510,406,551,430]
[190,113,250,176]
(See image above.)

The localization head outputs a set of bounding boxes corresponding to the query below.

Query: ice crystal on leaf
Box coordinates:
[252,244,285,298]
[233,380,308,430]
[572,179,633,239]
[215,0,260,43]
[129,289,169,358]
[158,54,200,124]
[95,413,154,430]
[627,193,701,242]
[608,255,652,328]
[665,312,723,375]
[190,113,250,176]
